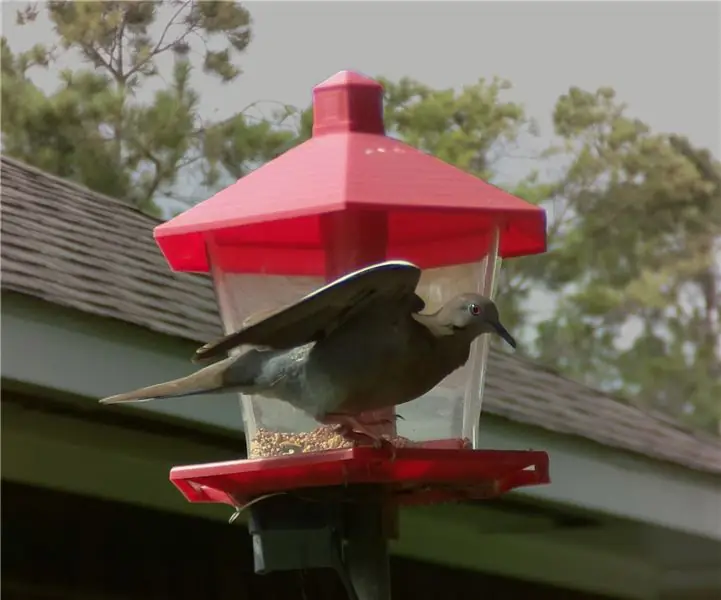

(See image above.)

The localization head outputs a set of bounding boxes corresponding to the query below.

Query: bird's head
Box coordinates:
[438,293,516,349]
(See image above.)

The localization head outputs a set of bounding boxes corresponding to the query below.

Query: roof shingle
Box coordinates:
[2,155,720,475]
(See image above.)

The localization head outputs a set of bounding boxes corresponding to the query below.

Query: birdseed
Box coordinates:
[248,426,415,459]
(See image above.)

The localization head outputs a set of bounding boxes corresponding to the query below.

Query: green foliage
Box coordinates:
[1,1,295,215]
[379,76,533,181]
[534,87,721,432]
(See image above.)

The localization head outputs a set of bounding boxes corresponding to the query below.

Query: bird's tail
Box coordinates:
[99,355,237,405]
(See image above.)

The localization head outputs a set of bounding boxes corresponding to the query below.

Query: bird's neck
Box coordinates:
[432,333,474,377]
[411,312,455,337]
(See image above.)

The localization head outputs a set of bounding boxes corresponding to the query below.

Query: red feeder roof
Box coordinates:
[155,71,547,275]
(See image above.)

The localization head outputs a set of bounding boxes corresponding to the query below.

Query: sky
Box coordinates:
[3,0,719,149]
[2,0,720,330]
[246,1,720,150]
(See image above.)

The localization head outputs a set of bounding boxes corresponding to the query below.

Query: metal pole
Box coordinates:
[343,489,392,600]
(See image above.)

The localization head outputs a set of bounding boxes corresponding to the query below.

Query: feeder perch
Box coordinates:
[153,70,549,597]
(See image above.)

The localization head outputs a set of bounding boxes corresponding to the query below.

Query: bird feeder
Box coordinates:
[153,71,549,593]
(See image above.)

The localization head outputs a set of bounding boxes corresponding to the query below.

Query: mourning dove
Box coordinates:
[99,261,515,443]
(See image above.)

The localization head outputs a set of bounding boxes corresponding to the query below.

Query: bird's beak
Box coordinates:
[492,321,517,349]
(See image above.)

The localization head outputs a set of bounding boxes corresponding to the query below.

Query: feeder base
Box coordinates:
[248,494,342,574]
[170,447,550,508]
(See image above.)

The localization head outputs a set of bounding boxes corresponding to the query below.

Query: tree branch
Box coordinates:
[125,0,192,79]
[81,43,116,77]
[142,153,165,205]
[115,10,126,81]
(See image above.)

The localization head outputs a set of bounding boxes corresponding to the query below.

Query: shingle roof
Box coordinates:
[2,155,720,475]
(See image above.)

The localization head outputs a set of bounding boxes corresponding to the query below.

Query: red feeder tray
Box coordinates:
[170,447,550,508]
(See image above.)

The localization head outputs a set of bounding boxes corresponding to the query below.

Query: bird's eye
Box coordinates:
[468,303,481,316]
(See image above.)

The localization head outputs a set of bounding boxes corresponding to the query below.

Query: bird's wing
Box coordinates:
[194,260,424,362]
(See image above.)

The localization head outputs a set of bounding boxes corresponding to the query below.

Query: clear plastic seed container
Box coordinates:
[207,227,501,458]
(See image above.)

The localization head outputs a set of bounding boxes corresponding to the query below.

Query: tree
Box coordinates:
[533,86,721,432]
[1,1,295,215]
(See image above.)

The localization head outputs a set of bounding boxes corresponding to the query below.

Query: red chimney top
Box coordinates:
[312,70,384,137]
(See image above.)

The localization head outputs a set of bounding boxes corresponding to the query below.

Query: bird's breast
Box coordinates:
[300,313,462,417]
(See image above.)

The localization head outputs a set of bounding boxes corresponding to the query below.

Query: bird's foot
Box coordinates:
[379,436,398,461]
[331,422,397,459]
[333,424,377,445]
[356,414,405,427]
[324,414,398,458]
